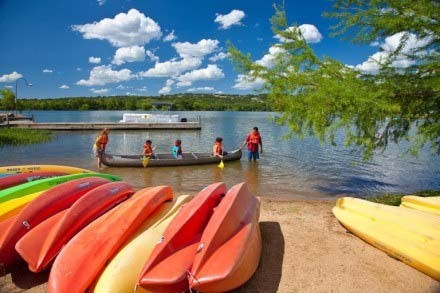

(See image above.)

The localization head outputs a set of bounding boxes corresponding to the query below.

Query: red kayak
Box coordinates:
[0,177,111,265]
[189,183,262,292]
[48,186,173,293]
[137,182,226,293]
[0,172,67,191]
[15,182,134,272]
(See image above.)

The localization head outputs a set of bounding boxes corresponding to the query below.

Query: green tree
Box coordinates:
[1,88,16,111]
[228,1,439,159]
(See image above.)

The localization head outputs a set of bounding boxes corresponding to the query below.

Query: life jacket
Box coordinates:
[214,141,223,155]
[172,145,182,157]
[248,132,261,145]
[95,134,108,149]
[143,144,153,154]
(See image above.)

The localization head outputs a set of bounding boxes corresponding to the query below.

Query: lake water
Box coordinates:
[1,110,439,199]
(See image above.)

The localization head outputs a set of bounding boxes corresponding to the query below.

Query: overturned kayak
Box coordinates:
[0,171,67,191]
[0,165,91,175]
[102,150,242,168]
[401,196,440,216]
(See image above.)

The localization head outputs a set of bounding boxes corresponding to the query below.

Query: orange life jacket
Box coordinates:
[248,132,261,144]
[143,144,153,155]
[214,141,223,155]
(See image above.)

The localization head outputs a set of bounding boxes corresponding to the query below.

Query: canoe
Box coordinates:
[92,194,192,293]
[0,173,121,204]
[401,196,440,216]
[189,183,261,292]
[102,149,242,167]
[0,165,91,175]
[333,197,440,281]
[0,191,43,222]
[137,182,226,293]
[48,186,173,293]
[0,171,67,191]
[0,177,113,265]
[15,182,134,272]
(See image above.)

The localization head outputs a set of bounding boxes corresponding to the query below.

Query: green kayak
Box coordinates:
[0,173,121,204]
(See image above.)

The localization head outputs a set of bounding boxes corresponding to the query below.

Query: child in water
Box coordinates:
[172,139,183,159]
[142,140,156,157]
[212,137,227,158]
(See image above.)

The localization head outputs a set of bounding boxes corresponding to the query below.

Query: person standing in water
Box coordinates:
[241,127,263,161]
[93,128,109,168]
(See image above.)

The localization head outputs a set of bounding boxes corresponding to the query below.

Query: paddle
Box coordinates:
[142,156,150,168]
[218,150,224,169]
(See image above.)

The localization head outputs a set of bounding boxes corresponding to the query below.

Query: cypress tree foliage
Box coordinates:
[228,1,439,159]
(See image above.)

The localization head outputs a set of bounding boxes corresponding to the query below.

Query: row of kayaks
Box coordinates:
[0,164,261,293]
[333,196,440,281]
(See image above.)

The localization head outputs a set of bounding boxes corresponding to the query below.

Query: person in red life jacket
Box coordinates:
[93,128,109,168]
[212,137,228,158]
[142,139,156,158]
[172,139,184,159]
[240,127,263,161]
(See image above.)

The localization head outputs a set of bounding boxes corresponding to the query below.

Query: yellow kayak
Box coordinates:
[333,197,440,281]
[92,194,192,293]
[0,165,91,175]
[0,191,43,222]
[401,196,440,216]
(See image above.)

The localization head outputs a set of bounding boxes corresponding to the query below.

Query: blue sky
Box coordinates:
[0,0,378,98]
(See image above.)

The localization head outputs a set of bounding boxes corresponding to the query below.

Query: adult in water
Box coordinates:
[240,127,263,161]
[93,128,109,168]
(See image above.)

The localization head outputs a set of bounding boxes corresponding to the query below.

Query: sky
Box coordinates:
[0,0,381,99]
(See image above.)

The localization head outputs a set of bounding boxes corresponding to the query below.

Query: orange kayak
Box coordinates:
[0,177,111,265]
[189,182,261,292]
[48,186,173,293]
[15,182,134,272]
[137,182,226,293]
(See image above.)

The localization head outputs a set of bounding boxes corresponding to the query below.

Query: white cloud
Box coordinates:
[43,69,53,73]
[137,86,148,92]
[4,85,13,89]
[256,46,286,68]
[158,79,174,94]
[176,64,224,87]
[59,84,70,89]
[116,84,129,90]
[140,57,202,78]
[76,67,82,71]
[97,0,105,6]
[172,39,219,59]
[89,57,101,64]
[0,71,23,83]
[187,87,215,92]
[72,9,162,47]
[145,50,159,62]
[355,32,431,74]
[76,65,133,86]
[112,46,145,65]
[91,88,109,94]
[276,24,323,44]
[209,52,229,62]
[233,74,265,90]
[163,30,177,42]
[214,10,245,29]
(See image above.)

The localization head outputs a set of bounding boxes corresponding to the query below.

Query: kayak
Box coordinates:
[333,197,440,281]
[48,186,174,293]
[0,171,67,191]
[0,173,121,204]
[92,194,192,293]
[0,177,113,265]
[15,182,134,272]
[401,196,440,216]
[0,165,91,175]
[0,191,43,222]
[189,183,261,292]
[137,182,226,292]
[102,150,242,167]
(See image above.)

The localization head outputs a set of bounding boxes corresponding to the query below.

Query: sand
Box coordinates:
[1,198,439,293]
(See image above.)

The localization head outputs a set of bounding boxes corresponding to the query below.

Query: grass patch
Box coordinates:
[0,127,52,147]
[368,190,440,206]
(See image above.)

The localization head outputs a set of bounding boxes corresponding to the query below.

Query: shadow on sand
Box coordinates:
[232,221,285,293]
[1,260,48,291]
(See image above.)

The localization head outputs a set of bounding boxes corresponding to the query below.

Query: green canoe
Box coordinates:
[0,173,122,204]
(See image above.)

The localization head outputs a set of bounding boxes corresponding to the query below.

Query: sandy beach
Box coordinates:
[1,197,438,293]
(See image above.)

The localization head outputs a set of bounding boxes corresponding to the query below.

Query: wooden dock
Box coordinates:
[6,121,201,130]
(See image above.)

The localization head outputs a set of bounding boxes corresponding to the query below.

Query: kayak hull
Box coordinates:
[333,197,440,281]
[0,176,114,265]
[0,171,67,191]
[401,195,440,216]
[0,165,91,175]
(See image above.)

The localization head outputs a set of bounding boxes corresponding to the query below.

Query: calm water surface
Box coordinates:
[1,111,439,199]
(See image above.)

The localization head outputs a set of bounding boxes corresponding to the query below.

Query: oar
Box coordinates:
[218,150,224,169]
